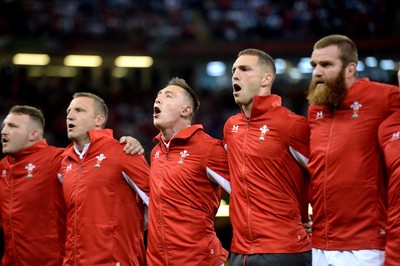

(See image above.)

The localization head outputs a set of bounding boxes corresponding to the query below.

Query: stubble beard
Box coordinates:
[307,68,348,106]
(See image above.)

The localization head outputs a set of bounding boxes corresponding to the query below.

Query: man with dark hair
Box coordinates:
[225,48,311,265]
[307,34,400,265]
[146,77,229,265]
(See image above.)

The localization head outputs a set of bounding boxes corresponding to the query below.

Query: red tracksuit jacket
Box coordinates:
[308,78,400,250]
[60,129,149,266]
[146,125,229,266]
[0,139,65,265]
[379,110,400,266]
[224,94,311,254]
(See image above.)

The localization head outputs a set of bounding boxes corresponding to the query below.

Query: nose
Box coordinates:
[232,70,239,81]
[66,111,74,121]
[313,65,323,77]
[1,125,7,135]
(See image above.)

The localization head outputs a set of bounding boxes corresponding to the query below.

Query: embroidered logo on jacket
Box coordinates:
[154,150,160,159]
[259,125,269,141]
[231,125,239,132]
[316,111,324,120]
[350,101,362,118]
[66,163,72,172]
[178,150,189,165]
[1,170,6,177]
[390,131,400,141]
[25,163,36,178]
[94,154,106,168]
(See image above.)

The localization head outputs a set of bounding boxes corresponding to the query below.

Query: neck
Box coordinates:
[242,104,252,118]
[72,135,91,151]
[161,124,191,140]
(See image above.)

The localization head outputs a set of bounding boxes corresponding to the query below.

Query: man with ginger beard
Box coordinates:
[306,34,400,266]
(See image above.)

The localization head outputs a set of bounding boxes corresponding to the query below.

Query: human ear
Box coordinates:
[346,63,357,77]
[95,114,106,128]
[181,105,193,118]
[28,130,40,141]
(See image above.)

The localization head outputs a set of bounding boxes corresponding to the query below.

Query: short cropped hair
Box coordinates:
[238,48,276,80]
[10,105,45,129]
[73,92,108,127]
[166,77,200,118]
[313,34,358,66]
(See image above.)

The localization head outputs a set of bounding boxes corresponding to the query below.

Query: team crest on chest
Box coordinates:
[178,150,189,165]
[94,153,106,168]
[1,170,6,177]
[25,163,36,178]
[154,150,160,159]
[259,125,269,141]
[66,163,72,172]
[350,101,362,118]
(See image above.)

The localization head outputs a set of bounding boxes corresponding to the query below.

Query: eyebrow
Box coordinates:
[232,64,251,72]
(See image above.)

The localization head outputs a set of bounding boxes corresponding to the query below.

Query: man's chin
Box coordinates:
[234,98,244,106]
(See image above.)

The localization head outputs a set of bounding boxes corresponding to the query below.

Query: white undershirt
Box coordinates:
[74,143,90,159]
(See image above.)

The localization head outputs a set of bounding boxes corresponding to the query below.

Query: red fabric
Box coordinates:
[308,78,400,250]
[224,94,311,254]
[0,139,66,265]
[60,129,149,265]
[146,125,229,266]
[379,110,400,266]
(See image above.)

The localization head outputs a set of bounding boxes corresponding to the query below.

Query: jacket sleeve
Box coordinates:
[121,153,150,196]
[204,140,230,189]
[288,116,311,223]
[288,116,310,163]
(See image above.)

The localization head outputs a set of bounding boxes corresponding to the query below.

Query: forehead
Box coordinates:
[68,96,94,108]
[158,85,184,95]
[311,45,340,62]
[233,54,259,68]
[3,113,30,125]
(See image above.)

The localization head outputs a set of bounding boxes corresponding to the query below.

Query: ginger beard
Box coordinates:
[307,67,348,106]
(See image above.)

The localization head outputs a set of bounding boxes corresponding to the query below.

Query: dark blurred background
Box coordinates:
[0,0,400,260]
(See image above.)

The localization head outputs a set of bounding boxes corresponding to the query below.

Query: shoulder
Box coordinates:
[355,79,398,92]
[276,106,308,126]
[45,145,65,155]
[224,113,243,128]
[189,130,222,148]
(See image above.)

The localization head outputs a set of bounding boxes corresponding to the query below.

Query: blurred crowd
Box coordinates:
[0,0,398,45]
[0,0,399,158]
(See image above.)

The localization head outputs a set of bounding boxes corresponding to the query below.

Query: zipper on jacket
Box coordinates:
[242,118,254,252]
[9,164,18,264]
[73,159,83,265]
[158,149,169,266]
[323,106,336,247]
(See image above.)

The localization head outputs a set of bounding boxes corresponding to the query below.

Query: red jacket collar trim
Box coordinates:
[153,124,204,143]
[243,94,282,118]
[11,139,48,159]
